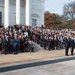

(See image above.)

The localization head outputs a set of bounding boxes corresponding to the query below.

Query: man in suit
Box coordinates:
[70,36,74,55]
[13,34,20,54]
[40,36,43,47]
[48,36,52,50]
[65,36,71,56]
[43,36,47,50]
[3,34,9,54]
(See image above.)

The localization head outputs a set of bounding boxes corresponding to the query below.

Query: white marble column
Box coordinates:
[26,0,30,26]
[4,0,9,28]
[16,0,20,25]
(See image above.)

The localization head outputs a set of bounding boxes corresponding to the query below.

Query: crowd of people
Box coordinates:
[0,25,34,54]
[0,25,75,56]
[29,27,75,56]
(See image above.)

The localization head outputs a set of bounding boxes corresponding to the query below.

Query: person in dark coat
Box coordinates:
[19,35,24,52]
[70,36,74,55]
[40,36,43,47]
[48,36,51,50]
[0,37,2,54]
[65,36,71,56]
[51,37,54,50]
[3,34,9,54]
[13,35,20,54]
[43,36,47,50]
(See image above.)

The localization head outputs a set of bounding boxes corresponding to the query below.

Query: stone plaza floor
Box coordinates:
[0,50,75,75]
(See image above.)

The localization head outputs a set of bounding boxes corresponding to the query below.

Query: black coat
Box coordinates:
[3,38,9,47]
[65,38,71,47]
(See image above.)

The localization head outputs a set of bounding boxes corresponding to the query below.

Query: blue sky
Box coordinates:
[45,0,75,15]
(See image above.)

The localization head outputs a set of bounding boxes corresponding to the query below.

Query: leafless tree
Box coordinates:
[63,1,75,20]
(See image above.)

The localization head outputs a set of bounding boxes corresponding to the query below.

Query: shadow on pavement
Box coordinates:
[0,56,75,73]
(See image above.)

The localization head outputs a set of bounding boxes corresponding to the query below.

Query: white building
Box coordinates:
[0,0,44,28]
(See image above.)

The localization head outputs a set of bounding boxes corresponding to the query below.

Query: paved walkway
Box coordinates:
[0,49,75,65]
[0,60,75,75]
[0,49,75,75]
[0,51,75,75]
